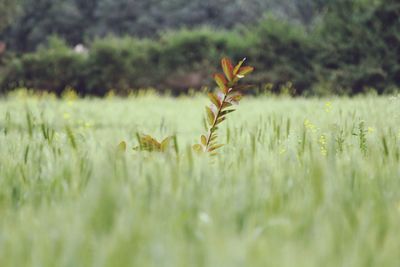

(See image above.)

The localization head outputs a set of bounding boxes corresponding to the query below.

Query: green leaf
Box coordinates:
[220,109,235,116]
[216,117,226,125]
[161,137,171,152]
[117,141,127,152]
[201,135,207,146]
[206,106,215,125]
[135,134,171,152]
[233,58,246,75]
[208,144,224,152]
[192,144,203,153]
[237,66,254,77]
[141,135,161,151]
[202,117,208,131]
[208,92,220,107]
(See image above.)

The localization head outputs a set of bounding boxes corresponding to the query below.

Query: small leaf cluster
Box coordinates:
[193,57,254,154]
[118,135,172,152]
[134,135,172,152]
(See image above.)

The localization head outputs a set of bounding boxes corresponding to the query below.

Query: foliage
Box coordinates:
[1,37,86,95]
[118,135,172,153]
[0,0,20,32]
[312,0,400,94]
[0,0,326,52]
[193,58,254,154]
[243,15,316,94]
[85,37,160,95]
[133,135,172,152]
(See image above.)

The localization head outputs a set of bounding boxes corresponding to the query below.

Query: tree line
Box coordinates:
[1,0,326,52]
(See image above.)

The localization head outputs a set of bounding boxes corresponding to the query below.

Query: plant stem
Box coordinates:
[205,92,228,151]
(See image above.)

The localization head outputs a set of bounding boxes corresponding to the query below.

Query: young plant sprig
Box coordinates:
[118,57,253,155]
[193,57,254,154]
[118,135,172,152]
[133,134,172,152]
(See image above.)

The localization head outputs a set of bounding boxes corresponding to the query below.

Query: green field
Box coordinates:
[1,94,400,266]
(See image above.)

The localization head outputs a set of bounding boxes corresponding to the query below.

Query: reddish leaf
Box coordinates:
[221,58,234,81]
[213,73,228,93]
[221,101,233,109]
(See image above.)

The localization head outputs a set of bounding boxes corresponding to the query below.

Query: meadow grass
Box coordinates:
[0,93,400,267]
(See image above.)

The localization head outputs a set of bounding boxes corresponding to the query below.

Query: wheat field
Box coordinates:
[0,93,400,267]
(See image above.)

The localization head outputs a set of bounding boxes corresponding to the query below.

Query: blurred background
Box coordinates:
[0,0,399,96]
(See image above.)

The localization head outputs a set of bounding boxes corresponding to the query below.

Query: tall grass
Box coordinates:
[0,94,399,267]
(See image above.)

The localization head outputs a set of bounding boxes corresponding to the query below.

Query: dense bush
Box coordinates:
[243,16,317,94]
[312,0,400,94]
[0,30,241,94]
[84,37,161,95]
[83,29,247,94]
[1,37,86,94]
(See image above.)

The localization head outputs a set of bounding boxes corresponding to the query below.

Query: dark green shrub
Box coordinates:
[243,15,317,94]
[84,36,160,95]
[313,0,400,94]
[1,37,86,94]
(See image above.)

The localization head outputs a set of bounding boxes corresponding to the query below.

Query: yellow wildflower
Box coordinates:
[304,119,317,133]
[84,122,93,128]
[63,112,71,120]
[319,134,327,156]
[325,101,333,113]
[319,135,326,145]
